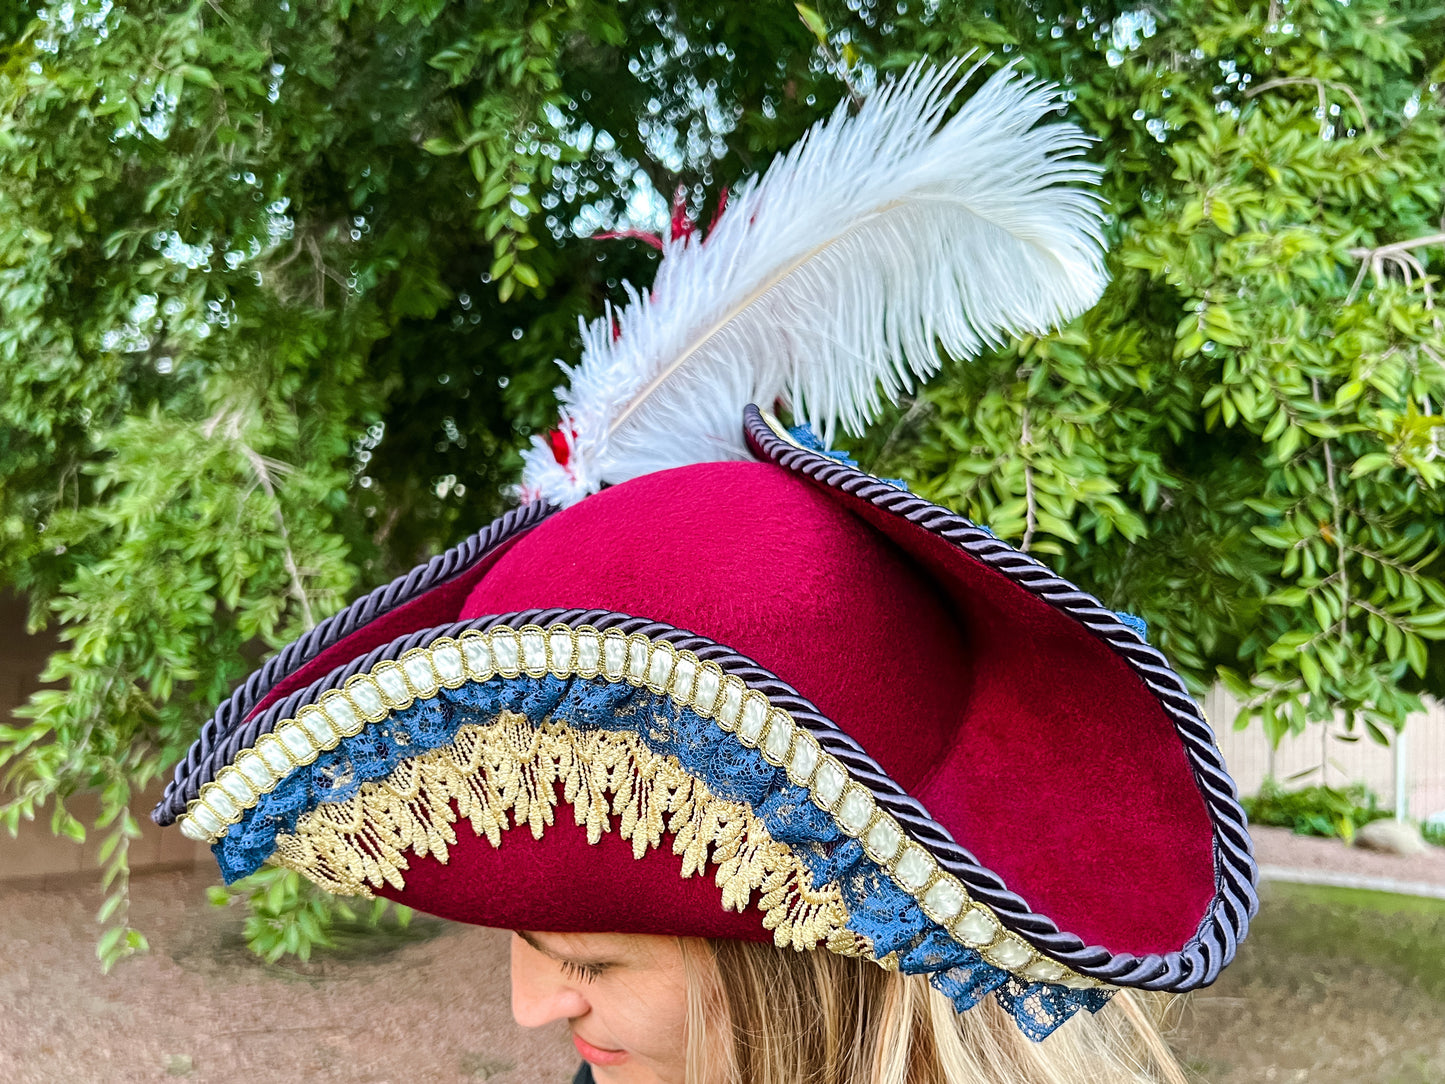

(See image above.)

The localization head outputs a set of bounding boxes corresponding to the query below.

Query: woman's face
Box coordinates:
[510,930,710,1084]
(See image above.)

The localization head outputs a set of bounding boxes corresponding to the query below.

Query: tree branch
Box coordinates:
[1354,599,1420,635]
[1312,377,1349,642]
[1347,232,1445,314]
[813,39,865,111]
[206,410,316,631]
[872,395,930,475]
[239,442,316,630]
[1020,407,1037,554]
[1245,76,1380,153]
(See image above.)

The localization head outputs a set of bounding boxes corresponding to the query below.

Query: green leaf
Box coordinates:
[96,891,125,923]
[52,808,86,843]
[795,3,829,43]
[96,926,126,967]
[1299,651,1323,693]
[177,65,219,89]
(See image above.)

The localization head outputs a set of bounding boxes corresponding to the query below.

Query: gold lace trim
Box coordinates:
[269,712,865,955]
[181,622,1094,988]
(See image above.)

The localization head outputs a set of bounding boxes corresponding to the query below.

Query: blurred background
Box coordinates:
[2,0,1444,1079]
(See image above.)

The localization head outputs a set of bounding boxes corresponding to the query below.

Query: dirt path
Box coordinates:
[1250,824,1445,889]
[4,829,1444,1082]
[0,869,576,1083]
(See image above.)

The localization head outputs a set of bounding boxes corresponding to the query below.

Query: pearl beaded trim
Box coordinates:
[180,622,1096,990]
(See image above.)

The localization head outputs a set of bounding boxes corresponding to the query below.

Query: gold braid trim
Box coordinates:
[269,712,867,956]
[186,624,1096,989]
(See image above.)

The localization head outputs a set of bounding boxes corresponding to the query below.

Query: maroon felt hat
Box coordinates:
[156,64,1256,1039]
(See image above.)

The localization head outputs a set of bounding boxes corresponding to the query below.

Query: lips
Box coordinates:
[572,1031,629,1067]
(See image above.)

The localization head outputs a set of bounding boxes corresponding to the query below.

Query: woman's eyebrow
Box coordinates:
[515,930,616,967]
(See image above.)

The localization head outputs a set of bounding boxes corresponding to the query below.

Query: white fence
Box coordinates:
[1204,686,1445,823]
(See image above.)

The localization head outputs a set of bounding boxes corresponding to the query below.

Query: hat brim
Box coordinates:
[740,407,1256,988]
[157,407,1254,1021]
[171,608,1122,1039]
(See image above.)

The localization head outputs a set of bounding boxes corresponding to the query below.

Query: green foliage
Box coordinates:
[206,867,413,963]
[1242,778,1391,842]
[1,0,1444,964]
[0,0,842,966]
[860,0,1445,750]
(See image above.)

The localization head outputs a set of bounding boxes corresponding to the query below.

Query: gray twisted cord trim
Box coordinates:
[152,499,557,825]
[156,407,1254,989]
[741,405,1258,991]
[162,602,1223,990]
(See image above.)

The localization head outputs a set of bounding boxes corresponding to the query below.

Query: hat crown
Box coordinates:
[465,459,966,794]
[463,456,1218,955]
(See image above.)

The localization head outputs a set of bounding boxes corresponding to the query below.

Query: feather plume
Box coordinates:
[519,59,1108,507]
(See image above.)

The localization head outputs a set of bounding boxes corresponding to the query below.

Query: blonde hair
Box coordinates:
[680,939,1190,1084]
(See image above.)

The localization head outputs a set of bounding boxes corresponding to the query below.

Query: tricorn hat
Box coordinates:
[156,62,1256,1040]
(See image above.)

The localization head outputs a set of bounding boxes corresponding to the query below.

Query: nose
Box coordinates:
[510,934,592,1028]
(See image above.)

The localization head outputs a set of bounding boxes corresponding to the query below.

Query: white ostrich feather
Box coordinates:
[519,59,1108,507]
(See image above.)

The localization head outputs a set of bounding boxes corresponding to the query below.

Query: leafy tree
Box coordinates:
[1,0,1442,965]
[866,0,1445,750]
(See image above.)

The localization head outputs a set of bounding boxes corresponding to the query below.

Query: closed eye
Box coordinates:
[559,959,604,984]
[515,931,613,983]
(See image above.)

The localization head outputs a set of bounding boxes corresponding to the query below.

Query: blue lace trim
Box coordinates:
[1115,610,1149,640]
[215,674,1110,1037]
[786,424,908,490]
